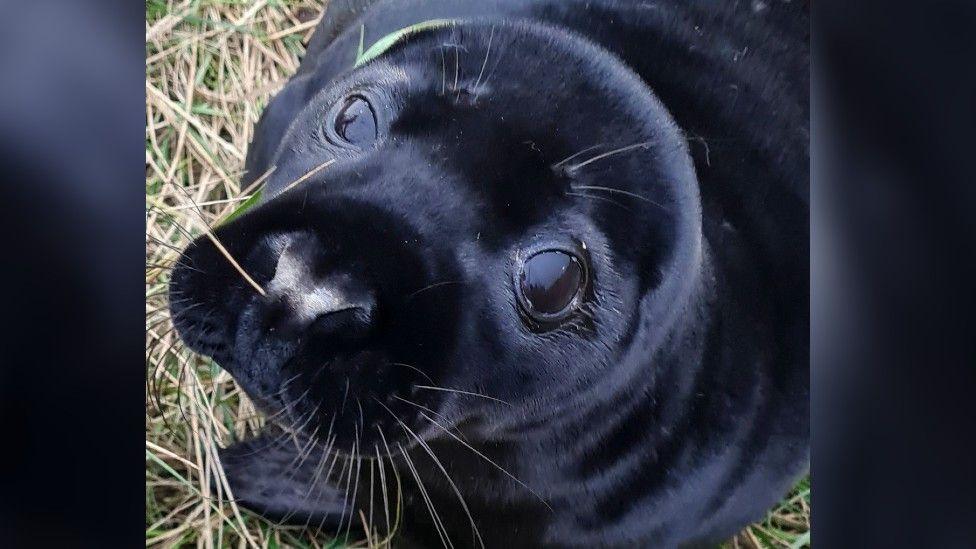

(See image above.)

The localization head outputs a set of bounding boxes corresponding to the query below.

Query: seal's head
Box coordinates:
[169,20,702,453]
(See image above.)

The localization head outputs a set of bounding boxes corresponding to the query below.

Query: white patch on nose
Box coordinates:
[266,236,354,323]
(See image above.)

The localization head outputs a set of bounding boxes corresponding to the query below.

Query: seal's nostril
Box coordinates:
[259,295,298,335]
[255,231,377,341]
[259,289,375,341]
[308,305,373,342]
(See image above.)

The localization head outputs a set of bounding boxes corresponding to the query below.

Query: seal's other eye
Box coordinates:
[333,95,376,145]
[517,250,586,323]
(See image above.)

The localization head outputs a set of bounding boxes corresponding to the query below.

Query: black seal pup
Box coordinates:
[169,0,808,546]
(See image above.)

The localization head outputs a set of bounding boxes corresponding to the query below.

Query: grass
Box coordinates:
[145,1,810,547]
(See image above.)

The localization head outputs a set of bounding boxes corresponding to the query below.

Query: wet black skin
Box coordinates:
[169,1,808,547]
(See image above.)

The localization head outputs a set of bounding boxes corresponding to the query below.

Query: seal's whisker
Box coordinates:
[146,326,188,432]
[565,191,634,212]
[151,250,188,269]
[375,404,451,547]
[321,431,341,477]
[552,143,607,169]
[357,398,367,436]
[294,421,336,520]
[226,422,302,459]
[286,397,320,440]
[283,422,322,478]
[405,280,463,301]
[146,233,184,253]
[472,25,495,100]
[390,362,436,384]
[391,395,473,446]
[375,431,405,545]
[376,398,485,549]
[572,184,667,210]
[276,424,322,523]
[262,371,305,400]
[418,411,553,511]
[564,140,654,173]
[243,392,307,431]
[333,431,362,542]
[336,439,359,542]
[312,438,346,535]
[438,46,448,96]
[145,327,181,370]
[147,285,177,299]
[396,440,454,549]
[144,328,171,358]
[413,384,513,407]
[152,345,189,427]
[308,361,331,386]
[269,398,317,452]
[298,440,335,530]
[149,296,193,312]
[453,43,460,92]
[147,206,196,241]
[303,435,335,498]
[414,431,485,549]
[145,259,193,272]
[146,256,205,275]
[145,253,177,269]
[319,448,351,538]
[150,300,199,323]
[392,395,458,431]
[375,446,392,538]
[476,40,507,102]
[278,384,314,422]
[347,434,364,541]
[367,454,376,544]
[170,182,215,231]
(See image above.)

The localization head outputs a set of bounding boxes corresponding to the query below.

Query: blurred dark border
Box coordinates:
[814,0,976,547]
[0,1,973,546]
[0,0,144,546]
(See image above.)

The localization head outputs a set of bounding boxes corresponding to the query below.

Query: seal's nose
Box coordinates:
[259,232,375,341]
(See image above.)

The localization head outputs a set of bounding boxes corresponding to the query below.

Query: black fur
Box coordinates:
[169,1,808,546]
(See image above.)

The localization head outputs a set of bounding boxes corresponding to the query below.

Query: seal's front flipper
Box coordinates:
[218,433,351,531]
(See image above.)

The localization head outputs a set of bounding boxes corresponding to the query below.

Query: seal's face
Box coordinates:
[170,21,700,453]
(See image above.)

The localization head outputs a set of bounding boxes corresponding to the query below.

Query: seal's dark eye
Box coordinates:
[333,95,376,145]
[517,250,586,322]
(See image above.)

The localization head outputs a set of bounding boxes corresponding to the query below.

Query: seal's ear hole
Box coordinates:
[453,86,477,106]
[516,249,588,324]
[329,95,377,146]
[444,79,485,106]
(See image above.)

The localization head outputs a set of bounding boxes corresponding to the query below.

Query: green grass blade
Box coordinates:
[219,189,263,225]
[354,19,455,67]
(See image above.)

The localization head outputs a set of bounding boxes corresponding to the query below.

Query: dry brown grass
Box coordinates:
[145,1,809,547]
[145,1,351,547]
